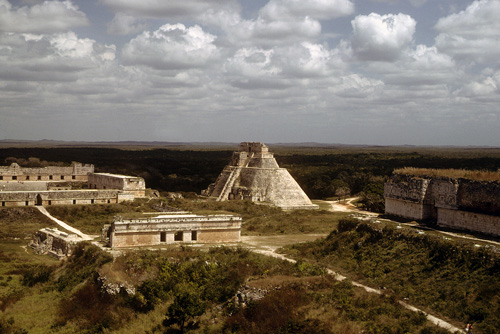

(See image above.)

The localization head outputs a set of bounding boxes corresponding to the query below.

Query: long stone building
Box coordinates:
[203,142,318,210]
[0,162,94,182]
[103,213,242,248]
[384,171,500,236]
[0,162,145,206]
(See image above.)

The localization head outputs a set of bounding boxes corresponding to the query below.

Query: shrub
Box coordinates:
[21,264,53,287]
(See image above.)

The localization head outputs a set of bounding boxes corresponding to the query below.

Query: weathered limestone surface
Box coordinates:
[385,198,432,221]
[88,173,146,197]
[438,208,500,236]
[204,142,318,210]
[0,162,93,181]
[0,163,146,206]
[29,228,82,258]
[105,213,242,248]
[384,173,500,236]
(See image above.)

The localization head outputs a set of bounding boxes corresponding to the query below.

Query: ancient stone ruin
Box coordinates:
[29,228,82,259]
[0,162,146,207]
[384,171,500,236]
[102,213,242,248]
[203,142,318,210]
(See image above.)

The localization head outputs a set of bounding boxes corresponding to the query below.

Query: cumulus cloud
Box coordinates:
[107,12,148,35]
[329,74,384,98]
[350,13,416,61]
[102,0,235,18]
[122,24,218,70]
[456,70,500,100]
[0,31,115,82]
[0,0,88,33]
[435,0,500,64]
[206,0,353,48]
[260,0,354,21]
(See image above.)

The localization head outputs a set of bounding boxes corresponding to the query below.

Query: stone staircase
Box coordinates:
[216,167,242,201]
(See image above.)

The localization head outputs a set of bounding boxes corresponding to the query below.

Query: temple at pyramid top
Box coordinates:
[203,142,318,210]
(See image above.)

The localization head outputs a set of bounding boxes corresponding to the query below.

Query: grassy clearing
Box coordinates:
[45,199,162,234]
[0,207,55,239]
[169,198,350,235]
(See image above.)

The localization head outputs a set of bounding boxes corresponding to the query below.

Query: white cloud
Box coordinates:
[260,0,354,21]
[107,12,148,35]
[122,24,218,70]
[329,74,384,98]
[206,0,353,48]
[0,31,115,82]
[225,48,279,77]
[0,0,88,33]
[351,13,416,61]
[456,70,500,100]
[230,16,322,47]
[102,0,235,18]
[435,0,500,64]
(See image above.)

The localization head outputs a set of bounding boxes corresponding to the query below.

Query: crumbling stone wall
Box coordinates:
[29,228,81,258]
[385,174,500,236]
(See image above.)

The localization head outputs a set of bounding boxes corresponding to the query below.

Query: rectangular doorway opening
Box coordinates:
[191,231,198,241]
[160,232,167,243]
[174,231,183,241]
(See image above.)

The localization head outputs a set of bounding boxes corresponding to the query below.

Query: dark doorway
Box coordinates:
[174,231,183,241]
[36,194,43,206]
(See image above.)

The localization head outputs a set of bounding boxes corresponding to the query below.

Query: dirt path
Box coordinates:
[325,197,379,216]
[241,235,464,334]
[35,206,94,240]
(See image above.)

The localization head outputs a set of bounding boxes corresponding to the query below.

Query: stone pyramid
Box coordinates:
[203,142,318,210]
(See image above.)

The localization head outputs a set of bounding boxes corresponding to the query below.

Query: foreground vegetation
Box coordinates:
[283,218,500,334]
[1,241,452,334]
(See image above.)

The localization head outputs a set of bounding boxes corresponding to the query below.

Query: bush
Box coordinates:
[21,264,53,287]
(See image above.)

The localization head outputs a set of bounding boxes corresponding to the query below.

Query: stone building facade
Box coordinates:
[88,173,146,197]
[103,213,242,248]
[0,162,145,207]
[384,173,500,236]
[0,162,93,182]
[203,142,318,210]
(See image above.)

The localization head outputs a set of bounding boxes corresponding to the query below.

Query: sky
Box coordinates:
[0,0,499,146]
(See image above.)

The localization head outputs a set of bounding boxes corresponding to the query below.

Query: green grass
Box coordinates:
[0,207,56,239]
[283,218,500,334]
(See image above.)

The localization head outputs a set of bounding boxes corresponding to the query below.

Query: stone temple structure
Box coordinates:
[102,213,242,248]
[203,142,318,210]
[384,171,500,236]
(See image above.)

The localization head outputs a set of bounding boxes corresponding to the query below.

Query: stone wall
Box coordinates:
[106,214,242,248]
[457,180,500,214]
[88,173,145,197]
[29,228,82,258]
[384,173,500,236]
[0,162,93,182]
[0,189,121,207]
[385,198,432,221]
[438,208,500,236]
